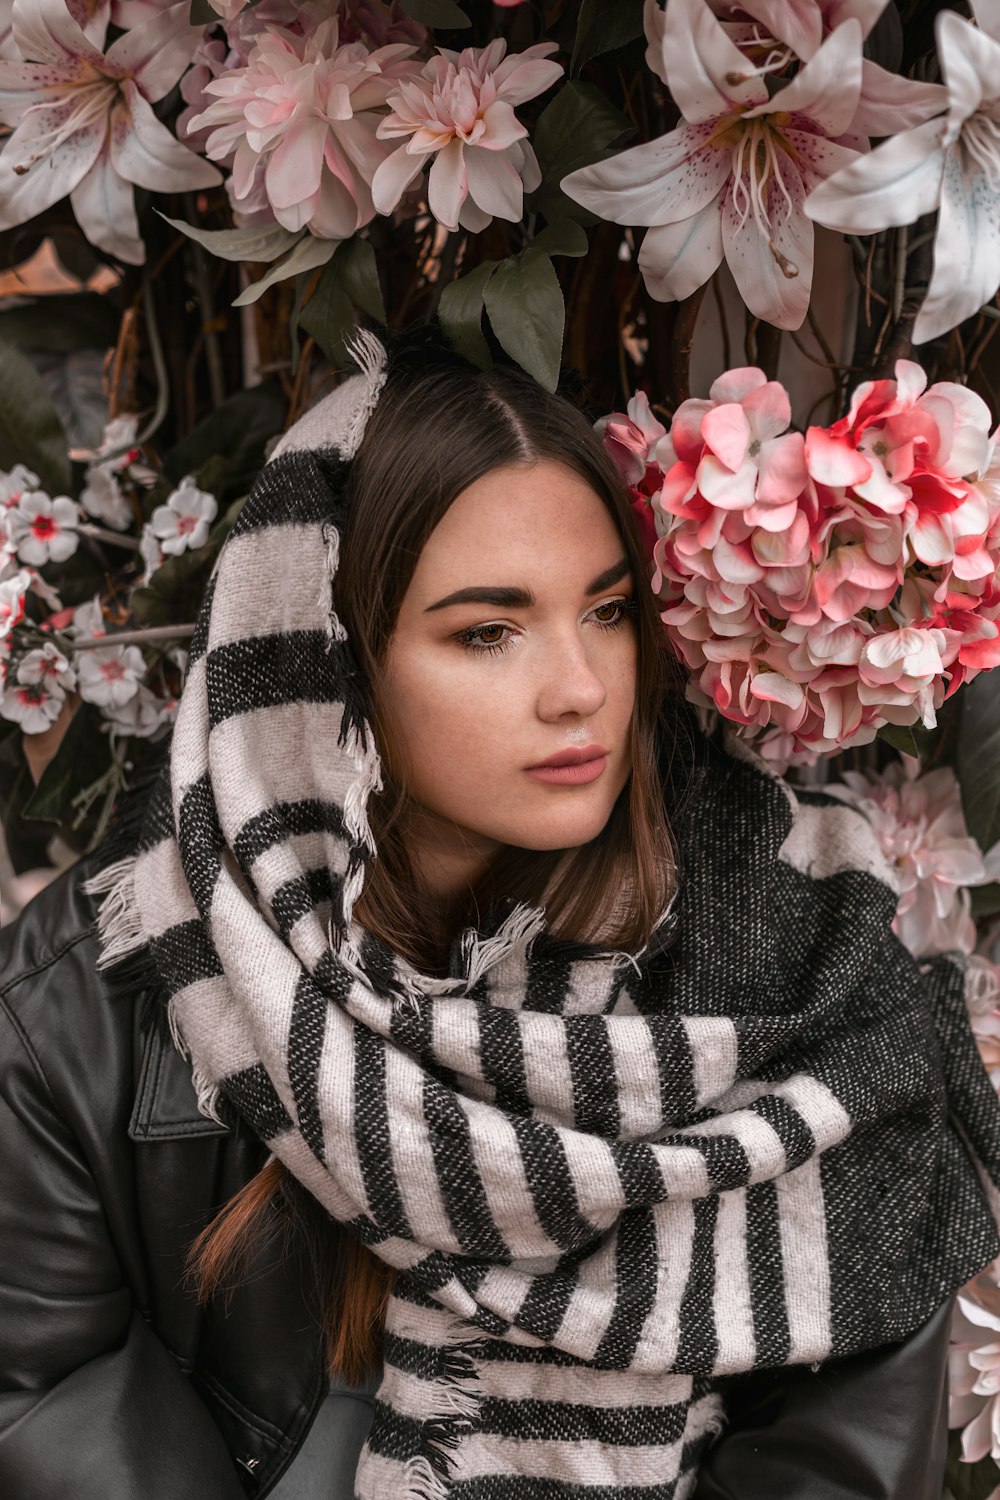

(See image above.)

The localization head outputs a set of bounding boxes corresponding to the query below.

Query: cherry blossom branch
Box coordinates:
[77,523,140,550]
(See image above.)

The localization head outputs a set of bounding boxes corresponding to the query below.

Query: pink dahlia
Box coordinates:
[189,16,418,238]
[825,762,1000,958]
[372,38,563,232]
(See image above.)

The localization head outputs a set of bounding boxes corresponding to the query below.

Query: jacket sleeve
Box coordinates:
[691,1298,950,1500]
[0,986,246,1500]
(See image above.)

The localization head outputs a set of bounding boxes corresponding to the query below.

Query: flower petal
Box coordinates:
[938,8,1000,131]
[913,142,1000,343]
[852,62,948,138]
[372,141,425,214]
[70,149,143,263]
[12,0,104,68]
[0,101,106,229]
[747,20,863,138]
[970,0,1000,43]
[805,116,946,233]
[263,115,327,211]
[637,195,724,302]
[662,0,768,123]
[702,403,750,472]
[465,143,522,222]
[111,84,219,191]
[561,123,730,229]
[722,163,814,330]
[427,135,466,231]
[104,0,200,104]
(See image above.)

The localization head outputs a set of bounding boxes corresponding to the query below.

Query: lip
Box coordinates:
[525,744,608,786]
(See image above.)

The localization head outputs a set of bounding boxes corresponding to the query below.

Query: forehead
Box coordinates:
[404,460,624,602]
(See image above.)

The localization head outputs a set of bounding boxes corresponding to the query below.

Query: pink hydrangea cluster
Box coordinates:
[599,361,1000,763]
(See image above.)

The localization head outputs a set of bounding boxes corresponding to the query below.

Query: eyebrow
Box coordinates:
[424,557,631,613]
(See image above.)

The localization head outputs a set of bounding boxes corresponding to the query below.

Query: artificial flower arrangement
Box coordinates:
[1,0,1000,1489]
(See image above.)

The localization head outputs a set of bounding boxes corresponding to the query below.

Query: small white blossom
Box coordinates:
[0,463,40,510]
[71,595,106,639]
[18,642,76,694]
[78,415,145,531]
[150,476,217,556]
[0,567,30,639]
[102,681,174,738]
[0,675,65,734]
[6,492,81,566]
[76,644,145,709]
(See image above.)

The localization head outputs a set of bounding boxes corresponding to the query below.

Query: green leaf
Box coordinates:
[945,1432,1000,1500]
[0,293,119,354]
[162,378,286,501]
[531,219,589,258]
[528,81,634,225]
[971,883,1000,920]
[484,251,564,393]
[0,339,70,495]
[21,704,112,826]
[296,237,384,365]
[439,259,499,368]
[571,0,645,72]
[337,237,386,323]
[958,672,1000,853]
[400,0,470,27]
[157,212,301,265]
[876,721,923,759]
[232,235,338,305]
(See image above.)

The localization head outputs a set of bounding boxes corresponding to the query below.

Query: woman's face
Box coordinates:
[379,459,638,897]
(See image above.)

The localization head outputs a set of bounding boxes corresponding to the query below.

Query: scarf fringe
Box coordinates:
[461,903,547,990]
[339,328,388,460]
[401,1325,485,1498]
[82,855,146,971]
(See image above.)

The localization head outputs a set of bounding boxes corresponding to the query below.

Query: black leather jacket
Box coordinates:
[0,857,952,1500]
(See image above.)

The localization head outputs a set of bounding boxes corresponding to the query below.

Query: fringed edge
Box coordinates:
[339,328,388,460]
[460,902,547,990]
[400,1326,485,1500]
[81,855,147,971]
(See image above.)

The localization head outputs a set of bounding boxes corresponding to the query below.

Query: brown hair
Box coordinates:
[188,332,682,1384]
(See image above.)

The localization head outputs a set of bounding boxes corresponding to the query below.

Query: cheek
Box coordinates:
[379,652,508,797]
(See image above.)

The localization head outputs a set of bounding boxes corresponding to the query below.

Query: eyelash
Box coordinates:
[457,598,638,657]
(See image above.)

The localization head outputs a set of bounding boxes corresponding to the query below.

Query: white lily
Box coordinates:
[0,0,219,264]
[806,0,1000,343]
[562,0,863,329]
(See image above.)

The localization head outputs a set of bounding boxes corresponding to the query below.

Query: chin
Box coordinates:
[504,802,620,853]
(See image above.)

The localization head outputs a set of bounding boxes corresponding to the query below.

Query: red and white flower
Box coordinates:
[0,567,31,639]
[149,475,218,556]
[372,38,562,232]
[0,674,67,733]
[17,641,76,695]
[4,491,81,566]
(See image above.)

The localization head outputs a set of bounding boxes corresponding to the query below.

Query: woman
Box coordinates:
[0,327,993,1499]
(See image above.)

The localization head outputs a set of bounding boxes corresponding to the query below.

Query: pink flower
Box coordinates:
[826,763,1000,958]
[190,16,417,238]
[0,0,219,264]
[951,1264,1000,1464]
[372,38,562,232]
[18,641,75,694]
[599,357,1000,764]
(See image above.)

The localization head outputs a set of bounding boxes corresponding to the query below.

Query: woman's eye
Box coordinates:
[591,598,634,628]
[459,622,513,655]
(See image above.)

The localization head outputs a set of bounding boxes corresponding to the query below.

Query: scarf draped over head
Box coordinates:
[89,332,1000,1500]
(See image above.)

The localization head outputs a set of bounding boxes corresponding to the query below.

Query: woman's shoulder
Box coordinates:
[0,853,142,1127]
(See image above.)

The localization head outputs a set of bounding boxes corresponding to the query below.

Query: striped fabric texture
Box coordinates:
[90,339,1000,1499]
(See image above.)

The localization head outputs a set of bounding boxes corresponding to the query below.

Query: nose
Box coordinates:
[535,627,608,723]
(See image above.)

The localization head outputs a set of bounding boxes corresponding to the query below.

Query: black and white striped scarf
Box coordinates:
[90,334,1000,1499]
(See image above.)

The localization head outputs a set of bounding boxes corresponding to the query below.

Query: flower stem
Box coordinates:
[78,523,140,550]
[72,624,195,652]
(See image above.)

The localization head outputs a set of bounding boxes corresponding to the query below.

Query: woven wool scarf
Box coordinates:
[90,334,1000,1500]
